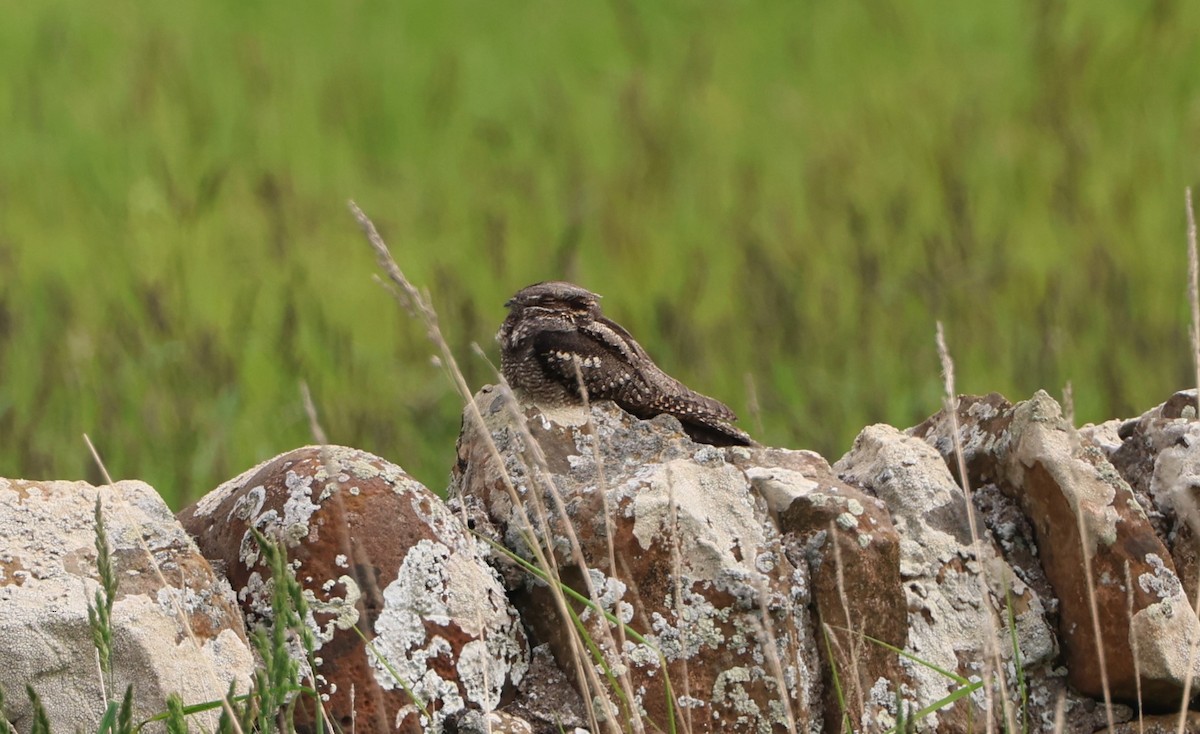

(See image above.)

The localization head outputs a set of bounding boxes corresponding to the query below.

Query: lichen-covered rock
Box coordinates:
[179,445,528,732]
[1108,711,1200,733]
[1100,390,1200,612]
[914,391,1198,710]
[735,447,907,730]
[442,709,536,734]
[0,478,254,733]
[835,425,1118,732]
[492,644,589,734]
[451,387,821,733]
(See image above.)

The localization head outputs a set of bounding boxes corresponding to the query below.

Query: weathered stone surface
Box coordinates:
[1100,390,1200,613]
[451,387,821,733]
[0,478,253,733]
[736,446,907,731]
[493,644,589,734]
[1108,711,1200,733]
[443,709,536,734]
[914,391,1200,709]
[180,445,528,733]
[836,424,1118,732]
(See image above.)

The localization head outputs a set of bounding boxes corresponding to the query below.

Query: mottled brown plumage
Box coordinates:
[497,281,752,447]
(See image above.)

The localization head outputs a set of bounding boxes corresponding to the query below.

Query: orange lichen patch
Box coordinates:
[0,479,37,501]
[0,557,28,587]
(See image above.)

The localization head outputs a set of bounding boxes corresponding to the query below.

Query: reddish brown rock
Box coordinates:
[735,447,907,730]
[180,445,528,732]
[451,387,820,733]
[915,391,1200,709]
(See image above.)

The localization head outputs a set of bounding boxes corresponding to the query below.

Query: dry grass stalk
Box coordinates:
[1188,187,1200,417]
[1060,383,1115,729]
[830,520,866,724]
[351,202,625,732]
[1074,486,1115,731]
[566,358,646,733]
[934,323,1016,730]
[1051,689,1066,733]
[1123,562,1144,734]
[489,378,643,731]
[299,380,329,445]
[744,371,765,437]
[753,564,798,734]
[667,477,695,734]
[299,382,408,730]
[1178,187,1200,734]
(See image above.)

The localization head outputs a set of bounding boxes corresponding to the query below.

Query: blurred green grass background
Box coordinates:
[1,1,1198,507]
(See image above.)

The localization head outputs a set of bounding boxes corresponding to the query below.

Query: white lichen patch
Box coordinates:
[710,665,794,733]
[304,574,362,645]
[370,538,527,724]
[579,569,629,623]
[194,455,280,518]
[534,402,591,429]
[1137,554,1183,600]
[237,508,279,569]
[239,571,274,626]
[407,490,472,547]
[230,485,267,525]
[836,426,960,522]
[1150,436,1200,516]
[623,460,767,584]
[644,585,729,662]
[281,470,321,545]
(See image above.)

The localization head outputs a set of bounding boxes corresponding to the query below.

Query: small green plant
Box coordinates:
[164,695,189,734]
[246,529,326,734]
[0,686,16,734]
[26,686,50,734]
[94,685,134,734]
[1004,584,1030,734]
[87,497,118,697]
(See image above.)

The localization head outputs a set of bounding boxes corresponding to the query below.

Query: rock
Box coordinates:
[494,644,589,734]
[736,447,907,731]
[179,445,528,732]
[1103,390,1200,612]
[1107,711,1200,733]
[451,387,821,733]
[0,478,254,733]
[835,424,1115,732]
[442,709,535,734]
[914,391,1199,709]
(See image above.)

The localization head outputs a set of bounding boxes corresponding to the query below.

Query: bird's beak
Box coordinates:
[504,298,515,308]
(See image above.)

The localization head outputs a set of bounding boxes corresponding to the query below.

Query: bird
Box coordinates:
[497,281,752,447]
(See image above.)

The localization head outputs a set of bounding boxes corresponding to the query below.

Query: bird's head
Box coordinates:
[503,281,602,319]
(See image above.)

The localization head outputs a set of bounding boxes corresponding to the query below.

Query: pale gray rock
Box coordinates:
[0,478,254,733]
[834,424,1118,733]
